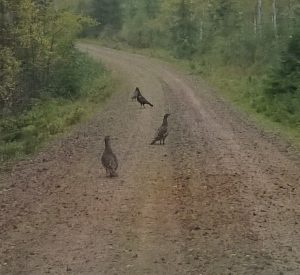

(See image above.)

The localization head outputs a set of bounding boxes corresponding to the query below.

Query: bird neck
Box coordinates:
[162,117,168,126]
[105,140,113,152]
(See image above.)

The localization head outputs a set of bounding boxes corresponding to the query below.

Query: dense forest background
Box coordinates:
[82,0,300,134]
[0,0,299,160]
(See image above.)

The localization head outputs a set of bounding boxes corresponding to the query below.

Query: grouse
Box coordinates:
[131,87,139,101]
[101,136,118,177]
[151,114,171,145]
[136,88,153,108]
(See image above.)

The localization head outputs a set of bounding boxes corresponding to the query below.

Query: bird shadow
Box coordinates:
[150,143,165,146]
[99,173,119,179]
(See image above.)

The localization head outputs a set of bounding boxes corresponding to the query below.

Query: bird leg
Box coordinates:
[110,170,118,177]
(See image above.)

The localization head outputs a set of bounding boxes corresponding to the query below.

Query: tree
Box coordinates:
[266,27,300,96]
[0,48,20,112]
[0,0,22,111]
[91,0,122,32]
[169,0,197,58]
[121,0,164,48]
[143,0,160,19]
[0,0,95,112]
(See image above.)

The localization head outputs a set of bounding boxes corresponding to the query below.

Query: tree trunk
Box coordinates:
[0,0,7,47]
[200,20,203,41]
[287,0,293,35]
[254,12,257,35]
[272,0,278,39]
[257,0,262,37]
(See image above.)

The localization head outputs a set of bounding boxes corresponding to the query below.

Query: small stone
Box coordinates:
[192,225,201,231]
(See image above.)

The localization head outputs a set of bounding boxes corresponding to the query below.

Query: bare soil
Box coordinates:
[0,43,299,275]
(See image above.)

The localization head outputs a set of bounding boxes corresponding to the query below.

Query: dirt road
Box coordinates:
[1,43,299,275]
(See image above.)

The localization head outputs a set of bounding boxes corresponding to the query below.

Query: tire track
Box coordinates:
[0,43,299,275]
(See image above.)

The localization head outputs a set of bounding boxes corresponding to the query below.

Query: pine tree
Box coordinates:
[266,28,300,96]
[170,0,197,58]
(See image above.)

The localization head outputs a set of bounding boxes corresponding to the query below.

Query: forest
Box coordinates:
[0,0,299,161]
[0,0,112,161]
[84,0,300,139]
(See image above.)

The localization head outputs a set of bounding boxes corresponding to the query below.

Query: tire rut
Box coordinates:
[0,43,299,275]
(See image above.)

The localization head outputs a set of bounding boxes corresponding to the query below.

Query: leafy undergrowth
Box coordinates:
[0,52,114,164]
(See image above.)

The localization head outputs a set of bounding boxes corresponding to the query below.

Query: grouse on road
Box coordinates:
[136,88,153,108]
[151,114,171,145]
[101,136,118,177]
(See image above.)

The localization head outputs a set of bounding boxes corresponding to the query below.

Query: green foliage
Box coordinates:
[259,27,300,125]
[0,55,113,161]
[169,0,197,58]
[266,30,300,96]
[49,50,92,98]
[0,48,20,111]
[0,0,96,111]
[0,100,81,159]
[119,0,166,48]
[0,0,110,161]
[88,0,122,36]
[54,0,92,13]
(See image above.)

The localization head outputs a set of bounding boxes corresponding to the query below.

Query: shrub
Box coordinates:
[0,53,113,161]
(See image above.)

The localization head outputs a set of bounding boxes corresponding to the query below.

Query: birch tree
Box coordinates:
[257,0,263,37]
[272,0,278,39]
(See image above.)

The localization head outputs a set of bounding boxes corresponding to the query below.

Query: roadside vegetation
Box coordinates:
[1,0,299,163]
[0,0,114,162]
[82,0,300,146]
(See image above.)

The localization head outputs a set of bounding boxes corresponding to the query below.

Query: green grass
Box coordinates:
[82,38,300,150]
[200,65,300,149]
[0,52,114,165]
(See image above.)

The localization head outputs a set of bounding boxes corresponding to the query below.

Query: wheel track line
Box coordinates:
[1,43,299,274]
